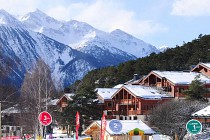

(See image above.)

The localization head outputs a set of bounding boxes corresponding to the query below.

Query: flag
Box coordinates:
[100,113,107,140]
[76,111,80,140]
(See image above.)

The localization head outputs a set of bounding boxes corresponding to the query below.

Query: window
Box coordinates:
[167,86,172,92]
[134,116,137,120]
[107,102,112,107]
[204,68,207,72]
[178,87,185,93]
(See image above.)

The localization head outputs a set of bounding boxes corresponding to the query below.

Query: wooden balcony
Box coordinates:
[61,102,68,107]
[112,110,141,116]
[117,99,135,105]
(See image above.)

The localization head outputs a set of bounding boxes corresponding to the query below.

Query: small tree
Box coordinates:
[19,59,56,135]
[183,75,208,101]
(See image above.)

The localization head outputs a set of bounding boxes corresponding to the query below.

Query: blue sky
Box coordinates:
[0,0,209,48]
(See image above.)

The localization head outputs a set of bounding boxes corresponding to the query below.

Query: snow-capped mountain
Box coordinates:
[19,9,159,58]
[0,24,103,87]
[158,45,170,52]
[0,9,159,88]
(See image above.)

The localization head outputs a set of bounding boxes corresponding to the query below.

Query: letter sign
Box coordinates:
[38,111,52,126]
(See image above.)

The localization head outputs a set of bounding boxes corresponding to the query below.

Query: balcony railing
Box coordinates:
[112,110,141,116]
[116,99,136,105]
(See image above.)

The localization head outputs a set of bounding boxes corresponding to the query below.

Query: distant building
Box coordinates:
[1,105,22,137]
[56,93,74,112]
[191,105,210,128]
[139,70,210,99]
[96,85,171,121]
[82,120,156,140]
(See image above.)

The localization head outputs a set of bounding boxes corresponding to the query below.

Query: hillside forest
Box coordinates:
[66,34,210,92]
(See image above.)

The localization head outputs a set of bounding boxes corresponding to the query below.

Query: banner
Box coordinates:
[100,113,107,140]
[76,111,80,140]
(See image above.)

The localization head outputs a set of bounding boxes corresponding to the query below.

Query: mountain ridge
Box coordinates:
[0,9,159,88]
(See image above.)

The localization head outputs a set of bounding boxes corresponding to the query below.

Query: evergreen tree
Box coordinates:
[62,85,101,134]
[183,75,208,101]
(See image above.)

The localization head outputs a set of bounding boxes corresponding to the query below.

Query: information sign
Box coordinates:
[109,119,122,133]
[186,119,202,134]
[38,111,52,126]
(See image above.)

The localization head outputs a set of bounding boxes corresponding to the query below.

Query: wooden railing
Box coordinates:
[112,110,141,115]
[117,99,134,105]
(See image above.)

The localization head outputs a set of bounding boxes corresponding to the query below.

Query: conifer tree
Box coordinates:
[183,75,208,101]
[62,85,101,134]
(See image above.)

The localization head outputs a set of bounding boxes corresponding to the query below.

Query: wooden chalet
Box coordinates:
[191,105,210,128]
[191,62,210,77]
[96,87,119,119]
[139,70,210,99]
[111,85,170,120]
[56,93,74,112]
[96,85,171,121]
[82,120,156,140]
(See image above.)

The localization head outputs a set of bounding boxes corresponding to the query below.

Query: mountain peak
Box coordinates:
[0,9,9,14]
[0,9,23,27]
[19,9,61,31]
[31,9,48,17]
[19,9,48,21]
[110,29,133,38]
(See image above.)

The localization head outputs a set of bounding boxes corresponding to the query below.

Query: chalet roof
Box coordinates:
[123,85,169,99]
[113,84,123,88]
[2,105,21,114]
[152,71,210,85]
[200,62,210,69]
[124,74,141,85]
[111,85,170,99]
[47,99,59,106]
[191,62,210,72]
[56,93,75,105]
[96,88,119,100]
[64,93,75,100]
[192,105,210,117]
[82,120,156,135]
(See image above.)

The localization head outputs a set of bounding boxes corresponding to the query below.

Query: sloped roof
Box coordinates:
[191,62,210,72]
[56,93,75,105]
[111,85,170,99]
[113,84,123,88]
[48,99,59,106]
[153,71,210,85]
[2,105,21,114]
[64,93,75,100]
[82,120,156,135]
[96,88,119,100]
[192,105,210,117]
[200,63,210,69]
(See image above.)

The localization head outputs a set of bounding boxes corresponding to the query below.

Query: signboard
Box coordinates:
[38,111,52,126]
[186,119,202,134]
[109,119,122,133]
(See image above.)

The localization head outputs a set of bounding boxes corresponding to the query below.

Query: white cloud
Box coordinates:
[46,0,167,37]
[0,0,39,15]
[171,0,210,16]
[0,0,168,38]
